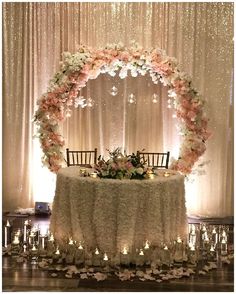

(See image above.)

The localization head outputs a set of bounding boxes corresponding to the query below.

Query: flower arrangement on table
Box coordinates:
[94,148,153,180]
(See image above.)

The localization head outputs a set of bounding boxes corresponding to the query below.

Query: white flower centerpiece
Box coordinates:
[94,148,153,180]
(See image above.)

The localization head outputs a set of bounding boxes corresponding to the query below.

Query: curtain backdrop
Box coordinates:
[3,2,233,217]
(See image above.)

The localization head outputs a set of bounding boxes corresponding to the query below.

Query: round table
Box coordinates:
[50,166,188,264]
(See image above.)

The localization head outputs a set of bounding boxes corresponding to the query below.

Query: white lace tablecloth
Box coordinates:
[50,167,188,260]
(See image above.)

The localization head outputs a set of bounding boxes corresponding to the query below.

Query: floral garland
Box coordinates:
[34,42,211,174]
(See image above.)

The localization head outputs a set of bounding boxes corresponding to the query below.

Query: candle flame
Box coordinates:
[139,249,144,256]
[103,253,108,261]
[212,228,216,234]
[55,247,60,255]
[144,240,150,249]
[13,235,20,244]
[177,237,182,243]
[122,246,128,255]
[78,242,83,249]
[6,220,10,227]
[32,244,37,251]
[222,230,226,237]
[210,245,215,252]
[95,248,99,255]
[221,238,226,244]
[49,234,54,242]
[68,238,74,245]
[24,220,29,225]
[190,245,195,251]
[164,245,168,250]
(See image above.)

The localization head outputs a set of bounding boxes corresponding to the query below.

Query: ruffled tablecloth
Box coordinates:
[50,167,188,260]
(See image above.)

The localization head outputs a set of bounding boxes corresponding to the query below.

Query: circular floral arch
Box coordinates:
[34,42,211,174]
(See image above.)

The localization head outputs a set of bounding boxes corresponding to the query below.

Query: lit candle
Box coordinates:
[190,245,195,251]
[144,240,150,249]
[41,236,45,249]
[164,245,168,250]
[148,173,155,179]
[4,227,8,248]
[12,235,20,245]
[204,233,209,243]
[122,246,128,255]
[177,237,182,243]
[90,172,98,178]
[55,247,60,255]
[31,244,37,251]
[139,249,144,256]
[23,220,29,243]
[49,234,54,242]
[221,237,227,255]
[78,242,83,250]
[68,238,74,245]
[23,245,27,252]
[95,248,99,255]
[103,253,108,261]
[29,231,35,245]
[210,245,215,252]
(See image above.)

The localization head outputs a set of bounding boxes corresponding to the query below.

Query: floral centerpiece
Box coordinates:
[94,148,153,180]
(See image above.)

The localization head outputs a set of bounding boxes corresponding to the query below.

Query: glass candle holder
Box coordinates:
[92,248,101,267]
[90,172,98,179]
[120,246,130,266]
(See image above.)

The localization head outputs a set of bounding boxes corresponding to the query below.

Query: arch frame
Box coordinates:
[34,43,211,174]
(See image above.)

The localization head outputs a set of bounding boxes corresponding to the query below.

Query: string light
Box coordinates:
[152,93,159,103]
[128,93,136,104]
[109,86,118,96]
[87,97,94,107]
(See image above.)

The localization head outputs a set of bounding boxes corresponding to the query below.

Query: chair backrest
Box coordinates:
[66,148,98,167]
[137,151,170,169]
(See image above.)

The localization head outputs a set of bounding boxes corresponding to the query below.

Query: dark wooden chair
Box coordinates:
[66,148,98,167]
[137,151,170,169]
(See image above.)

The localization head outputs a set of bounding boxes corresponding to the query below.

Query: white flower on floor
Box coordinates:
[208,262,217,269]
[93,272,107,281]
[66,265,80,275]
[117,269,135,281]
[65,273,73,278]
[38,260,49,268]
[136,270,144,277]
[186,268,195,274]
[80,273,88,279]
[143,273,155,280]
[145,269,152,275]
[152,269,161,275]
[203,265,210,272]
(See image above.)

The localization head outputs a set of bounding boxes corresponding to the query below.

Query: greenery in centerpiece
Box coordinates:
[94,148,153,180]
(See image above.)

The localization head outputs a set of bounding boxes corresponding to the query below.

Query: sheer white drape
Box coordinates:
[3,2,233,217]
